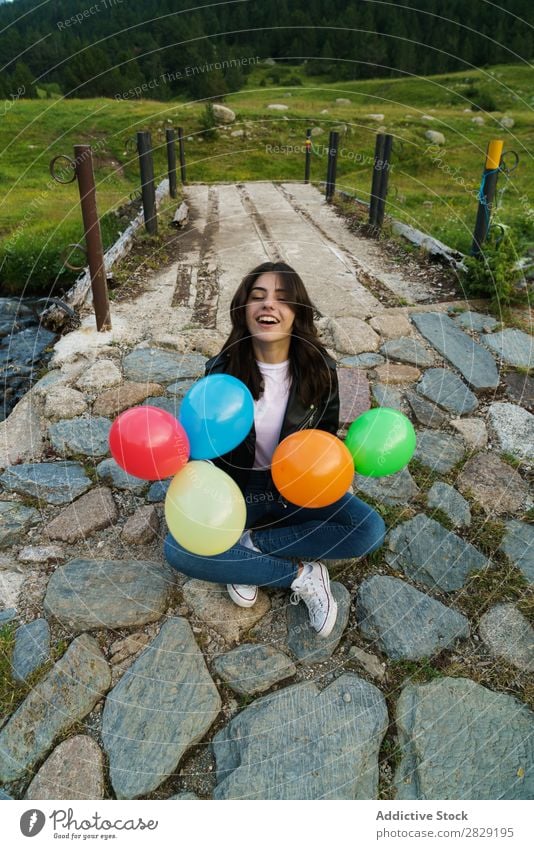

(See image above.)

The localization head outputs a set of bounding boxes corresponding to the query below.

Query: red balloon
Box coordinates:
[109,406,190,480]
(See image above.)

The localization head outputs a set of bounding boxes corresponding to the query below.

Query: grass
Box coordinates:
[0,624,69,726]
[2,61,534,294]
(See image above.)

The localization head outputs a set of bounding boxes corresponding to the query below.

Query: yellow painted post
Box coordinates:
[471,139,504,256]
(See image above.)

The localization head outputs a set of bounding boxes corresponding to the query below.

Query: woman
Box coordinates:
[164,261,386,638]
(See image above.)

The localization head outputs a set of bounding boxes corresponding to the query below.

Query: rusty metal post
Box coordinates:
[177,127,186,184]
[166,128,177,199]
[137,131,157,235]
[304,128,311,184]
[73,144,111,331]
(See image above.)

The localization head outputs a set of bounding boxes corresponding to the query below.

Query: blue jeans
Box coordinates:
[163,470,386,589]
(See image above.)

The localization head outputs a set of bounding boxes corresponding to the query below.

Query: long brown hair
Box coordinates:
[219,261,334,407]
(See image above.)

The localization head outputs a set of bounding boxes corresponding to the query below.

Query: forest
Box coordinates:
[1,0,532,101]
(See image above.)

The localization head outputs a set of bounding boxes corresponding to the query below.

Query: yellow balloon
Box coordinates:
[164,461,246,556]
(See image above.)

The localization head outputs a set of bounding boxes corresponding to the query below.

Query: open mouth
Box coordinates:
[256,315,280,326]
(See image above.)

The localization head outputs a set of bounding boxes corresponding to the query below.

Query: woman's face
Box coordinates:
[245,272,296,344]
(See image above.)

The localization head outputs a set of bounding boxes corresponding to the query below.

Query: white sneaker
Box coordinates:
[226,530,261,608]
[227,583,258,607]
[290,561,337,638]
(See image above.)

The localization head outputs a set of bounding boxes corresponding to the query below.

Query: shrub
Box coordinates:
[199,103,219,140]
[464,85,498,112]
[461,227,528,308]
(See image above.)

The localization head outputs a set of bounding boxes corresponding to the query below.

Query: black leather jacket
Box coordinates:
[204,350,340,493]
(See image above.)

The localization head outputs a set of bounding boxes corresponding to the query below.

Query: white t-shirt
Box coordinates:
[252,359,291,469]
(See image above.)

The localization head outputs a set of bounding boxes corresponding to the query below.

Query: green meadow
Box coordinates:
[1,62,533,296]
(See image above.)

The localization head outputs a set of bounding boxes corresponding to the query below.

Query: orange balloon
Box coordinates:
[271,430,355,508]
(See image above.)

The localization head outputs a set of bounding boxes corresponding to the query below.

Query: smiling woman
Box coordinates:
[163,260,386,638]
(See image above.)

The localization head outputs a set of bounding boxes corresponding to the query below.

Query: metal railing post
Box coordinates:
[325,130,339,203]
[166,128,177,199]
[137,131,157,235]
[177,127,187,184]
[369,134,386,227]
[375,134,393,230]
[304,128,311,184]
[471,139,504,257]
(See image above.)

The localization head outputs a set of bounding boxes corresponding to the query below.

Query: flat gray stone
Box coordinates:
[357,575,469,659]
[427,482,471,527]
[146,478,171,502]
[487,402,534,460]
[142,395,182,418]
[121,505,159,544]
[504,371,534,412]
[338,368,371,425]
[213,673,388,799]
[450,417,488,450]
[380,337,434,367]
[457,453,529,515]
[17,545,64,563]
[0,568,24,611]
[123,348,206,384]
[340,353,385,367]
[182,579,270,644]
[0,501,40,549]
[372,383,405,411]
[102,617,221,799]
[0,462,92,505]
[44,558,176,631]
[385,513,488,591]
[212,644,296,695]
[411,312,499,389]
[0,788,13,799]
[0,634,110,783]
[395,677,534,799]
[453,311,499,332]
[95,458,148,493]
[0,609,17,624]
[348,646,386,681]
[12,619,51,683]
[416,368,478,414]
[286,582,350,663]
[45,487,118,543]
[481,328,533,368]
[499,520,534,584]
[48,416,112,459]
[479,604,534,672]
[165,379,196,397]
[355,466,420,506]
[413,430,465,473]
[405,390,448,428]
[25,735,105,800]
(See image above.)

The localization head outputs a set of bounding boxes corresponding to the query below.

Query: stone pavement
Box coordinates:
[0,182,532,800]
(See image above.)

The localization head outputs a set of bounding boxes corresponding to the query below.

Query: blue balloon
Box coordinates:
[179,374,254,460]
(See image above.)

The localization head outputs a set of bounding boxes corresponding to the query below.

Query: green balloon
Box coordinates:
[344,408,416,477]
